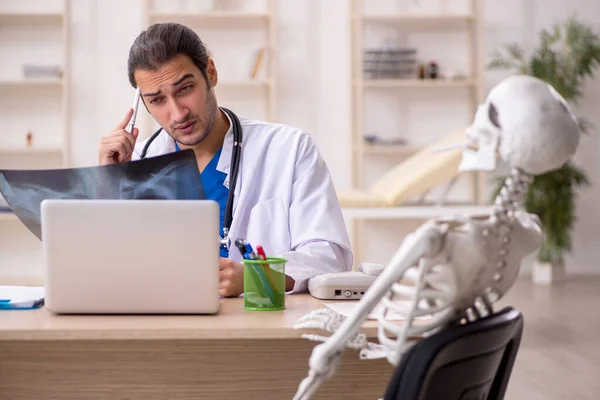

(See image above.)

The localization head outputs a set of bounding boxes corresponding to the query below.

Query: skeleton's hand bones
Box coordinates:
[294,308,382,352]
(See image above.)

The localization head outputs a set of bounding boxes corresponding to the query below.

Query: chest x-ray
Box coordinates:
[0,150,205,240]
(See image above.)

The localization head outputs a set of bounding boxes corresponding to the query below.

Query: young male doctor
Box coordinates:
[98,22,353,297]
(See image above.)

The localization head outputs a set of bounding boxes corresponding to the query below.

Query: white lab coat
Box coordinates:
[132,112,353,293]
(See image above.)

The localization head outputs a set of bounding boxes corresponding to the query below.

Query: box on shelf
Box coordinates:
[363,47,417,80]
[22,64,63,79]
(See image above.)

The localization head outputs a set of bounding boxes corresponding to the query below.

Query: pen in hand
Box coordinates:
[126,87,141,135]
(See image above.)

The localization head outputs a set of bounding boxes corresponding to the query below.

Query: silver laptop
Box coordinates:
[41,199,220,314]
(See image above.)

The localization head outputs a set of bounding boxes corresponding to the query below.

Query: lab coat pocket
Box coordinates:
[246,197,290,256]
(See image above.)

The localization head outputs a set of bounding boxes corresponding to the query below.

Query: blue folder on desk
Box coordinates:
[0,286,45,310]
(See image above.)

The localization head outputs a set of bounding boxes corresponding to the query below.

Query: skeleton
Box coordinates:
[292,75,581,400]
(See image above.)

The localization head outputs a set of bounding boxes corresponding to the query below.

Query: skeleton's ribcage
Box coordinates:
[377,259,459,365]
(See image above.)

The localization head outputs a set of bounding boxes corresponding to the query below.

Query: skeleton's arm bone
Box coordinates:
[292,224,445,400]
[305,223,444,370]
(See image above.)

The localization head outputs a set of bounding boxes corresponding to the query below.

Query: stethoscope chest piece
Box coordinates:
[219,227,231,250]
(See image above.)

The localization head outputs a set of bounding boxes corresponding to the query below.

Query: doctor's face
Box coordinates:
[134,54,218,146]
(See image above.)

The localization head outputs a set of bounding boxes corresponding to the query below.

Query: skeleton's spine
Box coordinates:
[490,167,533,225]
[477,167,534,310]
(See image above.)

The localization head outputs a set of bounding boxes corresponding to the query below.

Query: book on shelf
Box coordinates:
[248,46,272,81]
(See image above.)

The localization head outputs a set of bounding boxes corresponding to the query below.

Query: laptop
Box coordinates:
[40,199,220,314]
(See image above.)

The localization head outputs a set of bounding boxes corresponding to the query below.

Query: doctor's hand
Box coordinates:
[219,258,244,298]
[98,108,139,165]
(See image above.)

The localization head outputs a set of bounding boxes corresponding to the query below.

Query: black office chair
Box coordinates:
[383,307,524,400]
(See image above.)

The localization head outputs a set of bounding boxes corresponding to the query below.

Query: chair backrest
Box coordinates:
[369,129,467,206]
[383,307,524,400]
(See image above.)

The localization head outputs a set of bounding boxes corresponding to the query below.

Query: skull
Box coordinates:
[459,75,580,175]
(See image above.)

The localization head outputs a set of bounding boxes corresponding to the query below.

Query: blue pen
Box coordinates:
[244,244,257,259]
[0,300,10,303]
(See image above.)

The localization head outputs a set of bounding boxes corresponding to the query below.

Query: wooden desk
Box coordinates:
[0,294,394,400]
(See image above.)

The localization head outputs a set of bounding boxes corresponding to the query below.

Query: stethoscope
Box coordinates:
[139,107,242,251]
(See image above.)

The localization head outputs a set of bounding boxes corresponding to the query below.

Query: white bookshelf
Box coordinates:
[348,0,486,263]
[359,78,476,88]
[0,148,64,155]
[359,14,474,25]
[0,0,71,170]
[343,205,493,220]
[140,0,278,126]
[360,144,421,156]
[0,78,64,87]
[0,11,64,21]
[0,0,70,235]
[147,11,271,23]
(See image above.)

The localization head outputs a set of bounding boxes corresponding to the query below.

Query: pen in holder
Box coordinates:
[242,257,286,311]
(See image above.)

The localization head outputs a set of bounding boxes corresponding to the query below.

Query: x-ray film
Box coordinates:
[0,150,205,240]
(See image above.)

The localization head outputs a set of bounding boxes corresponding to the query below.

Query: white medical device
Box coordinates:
[308,263,384,300]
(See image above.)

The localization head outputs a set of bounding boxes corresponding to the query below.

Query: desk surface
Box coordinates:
[0,294,379,341]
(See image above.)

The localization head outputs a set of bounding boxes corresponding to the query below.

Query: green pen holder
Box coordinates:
[243,257,287,311]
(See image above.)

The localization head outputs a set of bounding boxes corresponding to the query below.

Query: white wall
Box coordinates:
[1,0,599,281]
[528,0,600,276]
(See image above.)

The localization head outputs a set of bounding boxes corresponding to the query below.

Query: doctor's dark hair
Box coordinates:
[127,22,209,88]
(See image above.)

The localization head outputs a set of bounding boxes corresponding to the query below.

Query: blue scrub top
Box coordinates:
[176,142,230,258]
